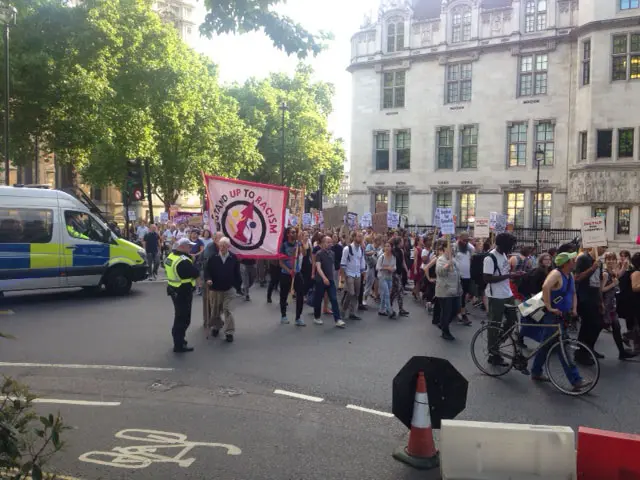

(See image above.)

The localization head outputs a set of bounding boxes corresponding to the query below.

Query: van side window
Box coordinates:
[0,208,53,244]
[64,211,108,243]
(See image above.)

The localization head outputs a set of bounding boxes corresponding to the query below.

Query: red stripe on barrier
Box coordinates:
[577,427,640,479]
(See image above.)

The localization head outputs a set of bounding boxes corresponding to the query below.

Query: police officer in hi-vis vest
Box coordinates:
[165,237,200,352]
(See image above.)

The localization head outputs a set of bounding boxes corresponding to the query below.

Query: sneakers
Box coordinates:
[457,314,472,326]
[210,328,219,338]
[348,314,362,321]
[572,379,592,392]
[389,311,397,319]
[245,295,250,301]
[225,333,234,343]
[313,318,324,325]
[280,316,290,325]
[335,319,346,328]
[295,318,306,327]
[531,374,550,382]
[399,309,410,317]
[267,297,272,304]
[378,311,388,316]
[619,350,637,360]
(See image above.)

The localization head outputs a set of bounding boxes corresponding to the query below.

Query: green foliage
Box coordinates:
[200,0,332,59]
[227,64,345,195]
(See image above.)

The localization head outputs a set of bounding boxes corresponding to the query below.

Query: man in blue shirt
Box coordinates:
[340,231,366,320]
[279,227,305,326]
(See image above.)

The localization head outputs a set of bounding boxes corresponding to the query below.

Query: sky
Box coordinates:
[190,0,380,166]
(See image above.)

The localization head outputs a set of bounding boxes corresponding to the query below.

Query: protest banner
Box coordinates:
[439,208,455,235]
[489,212,498,230]
[581,217,607,248]
[474,217,490,238]
[302,213,312,227]
[372,212,387,234]
[204,174,287,258]
[159,212,169,223]
[345,212,358,229]
[387,211,400,229]
[494,214,508,234]
[360,212,372,228]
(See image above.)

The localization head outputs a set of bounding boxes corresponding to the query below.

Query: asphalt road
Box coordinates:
[1,278,639,479]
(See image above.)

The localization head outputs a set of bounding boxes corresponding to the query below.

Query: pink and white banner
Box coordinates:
[203,174,288,259]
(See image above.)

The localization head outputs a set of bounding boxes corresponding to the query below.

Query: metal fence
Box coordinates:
[404,225,581,248]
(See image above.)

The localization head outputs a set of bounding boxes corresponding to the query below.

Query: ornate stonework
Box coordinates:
[558,0,570,13]
[568,170,640,204]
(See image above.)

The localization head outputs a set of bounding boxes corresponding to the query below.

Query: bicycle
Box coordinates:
[470,304,600,396]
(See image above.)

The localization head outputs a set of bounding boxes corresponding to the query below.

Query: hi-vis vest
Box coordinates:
[165,253,196,288]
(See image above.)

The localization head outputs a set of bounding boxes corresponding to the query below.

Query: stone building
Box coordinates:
[347,0,640,248]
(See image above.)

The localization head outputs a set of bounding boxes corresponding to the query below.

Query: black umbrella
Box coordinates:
[392,356,468,430]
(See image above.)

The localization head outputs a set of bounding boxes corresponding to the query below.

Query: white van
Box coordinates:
[0,186,148,295]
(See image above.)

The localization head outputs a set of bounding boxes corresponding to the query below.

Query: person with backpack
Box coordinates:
[452,232,474,326]
[340,230,366,321]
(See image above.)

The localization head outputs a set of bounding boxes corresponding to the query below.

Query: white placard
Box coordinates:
[489,212,498,230]
[128,210,136,221]
[302,213,312,227]
[474,217,490,238]
[360,212,372,228]
[494,214,508,234]
[439,208,455,235]
[159,212,169,223]
[581,217,607,248]
[387,211,400,229]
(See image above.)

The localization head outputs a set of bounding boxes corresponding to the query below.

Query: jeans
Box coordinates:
[147,251,160,277]
[487,297,518,355]
[438,296,460,334]
[379,277,392,313]
[531,312,582,385]
[363,267,376,300]
[313,280,341,321]
[240,264,257,297]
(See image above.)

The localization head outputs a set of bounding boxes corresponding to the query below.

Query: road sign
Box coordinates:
[393,356,468,430]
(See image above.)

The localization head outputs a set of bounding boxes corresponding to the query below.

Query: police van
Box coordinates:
[0,186,148,296]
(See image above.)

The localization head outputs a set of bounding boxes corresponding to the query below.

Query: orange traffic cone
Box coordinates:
[392,371,440,470]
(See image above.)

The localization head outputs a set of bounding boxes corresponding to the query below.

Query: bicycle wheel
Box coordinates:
[546,338,600,396]
[470,325,515,377]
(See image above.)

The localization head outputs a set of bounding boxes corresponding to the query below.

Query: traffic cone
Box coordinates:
[392,371,440,470]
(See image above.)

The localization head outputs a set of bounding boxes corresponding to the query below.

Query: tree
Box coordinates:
[228,64,345,195]
[200,0,332,59]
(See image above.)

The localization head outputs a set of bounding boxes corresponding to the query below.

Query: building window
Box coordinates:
[616,207,631,235]
[451,6,471,43]
[612,33,640,81]
[593,207,607,224]
[525,0,547,33]
[446,63,472,103]
[375,193,388,204]
[435,191,453,209]
[535,122,555,166]
[382,71,405,109]
[394,193,409,216]
[506,192,525,228]
[582,40,591,86]
[395,130,411,170]
[533,192,552,229]
[596,130,613,158]
[519,54,548,96]
[460,125,478,168]
[90,187,103,202]
[374,132,390,170]
[579,131,588,162]
[459,193,476,226]
[618,128,635,157]
[437,127,454,169]
[508,122,528,167]
[387,17,405,53]
[620,0,639,10]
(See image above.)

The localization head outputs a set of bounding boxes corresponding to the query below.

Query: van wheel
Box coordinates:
[104,267,132,296]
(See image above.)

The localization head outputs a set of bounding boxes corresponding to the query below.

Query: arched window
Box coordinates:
[451,6,472,43]
[387,17,405,52]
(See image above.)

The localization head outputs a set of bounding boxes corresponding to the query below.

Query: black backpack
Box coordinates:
[470,252,490,284]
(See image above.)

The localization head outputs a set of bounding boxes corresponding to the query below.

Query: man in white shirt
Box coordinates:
[175,223,188,241]
[453,232,475,326]
[483,233,525,366]
[340,231,366,320]
[136,221,149,243]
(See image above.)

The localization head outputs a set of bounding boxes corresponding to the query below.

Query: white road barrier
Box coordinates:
[439,420,576,480]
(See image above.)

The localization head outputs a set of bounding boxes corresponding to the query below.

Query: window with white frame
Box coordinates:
[535,122,554,166]
[451,6,472,44]
[579,131,588,162]
[582,40,591,86]
[459,193,476,226]
[395,130,411,170]
[519,53,548,96]
[374,131,390,170]
[525,0,547,33]
[382,71,405,109]
[375,192,388,205]
[394,193,409,216]
[533,192,552,229]
[387,17,405,53]
[506,192,525,228]
[508,122,528,167]
[437,127,454,169]
[435,191,453,209]
[446,63,472,103]
[460,125,478,168]
[620,0,639,10]
[612,33,640,81]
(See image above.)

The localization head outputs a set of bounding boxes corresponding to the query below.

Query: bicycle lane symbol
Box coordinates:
[78,429,242,469]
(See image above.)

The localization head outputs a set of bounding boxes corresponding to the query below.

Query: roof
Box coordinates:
[411,0,512,19]
[0,186,77,203]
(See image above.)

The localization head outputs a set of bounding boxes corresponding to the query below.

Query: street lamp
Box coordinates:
[318,170,325,210]
[0,2,16,186]
[279,101,288,186]
[534,146,545,244]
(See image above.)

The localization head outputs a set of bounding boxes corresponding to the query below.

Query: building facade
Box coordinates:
[324,171,350,209]
[348,0,640,248]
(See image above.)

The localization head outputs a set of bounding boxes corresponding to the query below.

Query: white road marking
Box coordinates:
[0,362,173,372]
[0,309,15,315]
[0,396,120,407]
[273,389,324,403]
[346,404,394,418]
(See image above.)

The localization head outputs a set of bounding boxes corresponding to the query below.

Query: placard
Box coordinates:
[128,210,136,221]
[438,208,455,235]
[474,217,490,238]
[372,212,387,234]
[159,212,169,223]
[360,212,372,228]
[489,212,498,230]
[387,211,400,229]
[494,214,508,234]
[581,217,607,248]
[345,212,358,229]
[302,212,312,227]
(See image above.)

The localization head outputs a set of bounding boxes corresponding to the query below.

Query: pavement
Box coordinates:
[1,278,639,479]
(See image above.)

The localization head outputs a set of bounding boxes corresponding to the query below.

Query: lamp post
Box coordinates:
[318,170,325,210]
[279,101,288,186]
[0,3,15,186]
[534,146,545,245]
